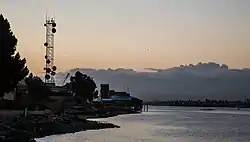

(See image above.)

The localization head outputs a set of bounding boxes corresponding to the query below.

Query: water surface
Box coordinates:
[37,106,250,142]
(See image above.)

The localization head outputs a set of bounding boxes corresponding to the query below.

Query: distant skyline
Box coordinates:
[1,0,250,73]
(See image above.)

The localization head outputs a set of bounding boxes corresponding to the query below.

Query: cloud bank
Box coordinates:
[54,62,250,101]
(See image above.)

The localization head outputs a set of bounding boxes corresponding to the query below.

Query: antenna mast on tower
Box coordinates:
[43,14,57,84]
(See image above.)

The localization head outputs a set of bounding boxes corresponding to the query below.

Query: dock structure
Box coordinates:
[143,104,149,112]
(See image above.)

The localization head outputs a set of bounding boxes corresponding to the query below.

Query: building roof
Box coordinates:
[111,95,131,101]
[111,92,130,97]
[93,95,133,102]
[93,98,113,102]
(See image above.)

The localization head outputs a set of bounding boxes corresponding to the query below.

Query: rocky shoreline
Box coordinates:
[0,112,122,142]
[0,101,143,142]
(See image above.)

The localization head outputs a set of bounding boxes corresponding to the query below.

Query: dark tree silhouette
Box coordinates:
[0,14,29,97]
[69,71,98,103]
[25,73,50,102]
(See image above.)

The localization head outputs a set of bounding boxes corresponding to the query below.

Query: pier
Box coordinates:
[143,104,149,112]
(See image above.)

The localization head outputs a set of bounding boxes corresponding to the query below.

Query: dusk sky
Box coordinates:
[1,0,250,73]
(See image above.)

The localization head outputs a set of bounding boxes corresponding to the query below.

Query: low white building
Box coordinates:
[2,79,27,100]
[3,88,16,100]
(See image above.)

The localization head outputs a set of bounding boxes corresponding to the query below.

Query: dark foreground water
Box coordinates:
[37,106,250,142]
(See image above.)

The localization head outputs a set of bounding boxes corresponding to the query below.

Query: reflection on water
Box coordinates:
[37,106,250,142]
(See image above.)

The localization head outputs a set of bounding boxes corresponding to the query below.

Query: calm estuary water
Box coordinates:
[37,106,250,142]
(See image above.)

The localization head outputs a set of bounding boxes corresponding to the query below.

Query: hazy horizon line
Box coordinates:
[33,62,250,75]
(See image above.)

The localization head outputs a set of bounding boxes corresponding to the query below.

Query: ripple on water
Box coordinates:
[36,114,181,142]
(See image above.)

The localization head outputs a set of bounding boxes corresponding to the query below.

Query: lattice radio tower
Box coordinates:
[43,14,57,84]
